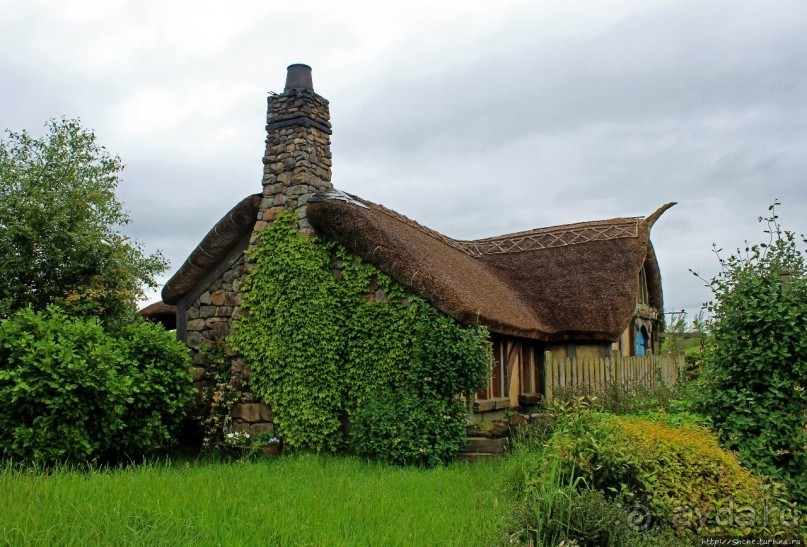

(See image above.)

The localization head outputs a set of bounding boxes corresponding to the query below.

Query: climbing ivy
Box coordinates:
[230,211,345,452]
[230,210,490,463]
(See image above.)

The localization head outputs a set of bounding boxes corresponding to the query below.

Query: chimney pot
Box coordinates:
[284,64,314,92]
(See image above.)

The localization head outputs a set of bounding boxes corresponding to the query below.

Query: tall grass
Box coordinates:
[551,375,690,416]
[0,455,511,545]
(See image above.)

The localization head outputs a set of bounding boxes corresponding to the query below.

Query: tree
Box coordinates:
[696,200,806,503]
[0,118,166,323]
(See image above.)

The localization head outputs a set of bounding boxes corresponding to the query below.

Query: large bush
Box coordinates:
[697,202,806,504]
[546,410,796,537]
[0,307,193,465]
[231,210,490,463]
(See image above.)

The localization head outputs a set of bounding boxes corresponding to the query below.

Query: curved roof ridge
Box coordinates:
[341,193,646,258]
[646,202,677,229]
[461,215,643,244]
[349,194,474,256]
[162,193,261,304]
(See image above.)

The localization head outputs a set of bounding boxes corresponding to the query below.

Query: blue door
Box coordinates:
[635,329,645,356]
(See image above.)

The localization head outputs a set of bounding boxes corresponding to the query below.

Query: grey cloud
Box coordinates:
[3,0,806,320]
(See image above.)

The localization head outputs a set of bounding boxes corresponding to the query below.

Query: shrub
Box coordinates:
[537,489,665,547]
[112,319,196,459]
[548,410,797,537]
[506,435,682,546]
[0,307,193,465]
[351,391,468,467]
[695,202,806,505]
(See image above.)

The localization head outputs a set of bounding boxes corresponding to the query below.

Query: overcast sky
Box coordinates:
[2,0,805,321]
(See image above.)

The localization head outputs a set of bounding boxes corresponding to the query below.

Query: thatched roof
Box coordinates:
[162,194,261,305]
[138,301,177,330]
[159,188,672,343]
[308,191,674,342]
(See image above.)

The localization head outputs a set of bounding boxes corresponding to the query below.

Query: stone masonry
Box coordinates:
[251,73,333,245]
[185,65,335,437]
[234,65,334,433]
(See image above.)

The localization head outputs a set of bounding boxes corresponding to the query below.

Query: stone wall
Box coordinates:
[185,76,335,440]
[183,252,275,436]
[185,254,245,353]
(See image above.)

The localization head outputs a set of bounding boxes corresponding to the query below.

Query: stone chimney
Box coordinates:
[253,64,333,237]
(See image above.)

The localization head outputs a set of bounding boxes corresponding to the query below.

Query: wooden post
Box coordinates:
[559,357,566,389]
[544,351,554,404]
[594,358,599,390]
[508,341,521,408]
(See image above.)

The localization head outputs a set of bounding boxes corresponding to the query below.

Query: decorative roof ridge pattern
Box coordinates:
[344,192,641,257]
[462,218,640,256]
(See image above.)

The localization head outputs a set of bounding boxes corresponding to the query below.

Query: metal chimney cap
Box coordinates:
[285,64,314,92]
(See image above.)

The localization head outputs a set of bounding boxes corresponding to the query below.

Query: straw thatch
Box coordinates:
[161,194,261,305]
[158,188,672,343]
[308,191,674,342]
[138,301,177,330]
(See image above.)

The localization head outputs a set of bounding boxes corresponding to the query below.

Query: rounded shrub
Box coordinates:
[548,410,797,537]
[0,307,193,465]
[351,390,468,467]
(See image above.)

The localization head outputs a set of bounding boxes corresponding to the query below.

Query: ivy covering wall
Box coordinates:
[230,211,490,465]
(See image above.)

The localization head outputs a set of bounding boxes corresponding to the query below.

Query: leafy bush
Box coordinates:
[696,202,806,504]
[548,409,796,536]
[113,319,196,458]
[231,210,490,462]
[532,488,674,547]
[506,432,682,546]
[351,391,468,466]
[0,307,193,465]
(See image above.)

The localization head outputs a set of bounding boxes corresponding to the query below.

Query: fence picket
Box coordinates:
[539,351,682,401]
[544,352,684,398]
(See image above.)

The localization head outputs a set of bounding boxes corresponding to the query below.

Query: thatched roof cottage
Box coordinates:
[141,64,673,430]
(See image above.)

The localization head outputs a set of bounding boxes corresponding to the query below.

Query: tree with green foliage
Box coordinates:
[0,118,166,323]
[0,120,193,466]
[696,201,806,504]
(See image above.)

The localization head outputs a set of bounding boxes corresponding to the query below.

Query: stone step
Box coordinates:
[464,436,509,454]
[456,452,500,463]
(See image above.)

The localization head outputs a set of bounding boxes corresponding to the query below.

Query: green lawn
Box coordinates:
[0,455,512,546]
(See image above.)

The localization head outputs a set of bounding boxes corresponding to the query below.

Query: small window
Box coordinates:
[638,267,650,305]
[477,338,507,400]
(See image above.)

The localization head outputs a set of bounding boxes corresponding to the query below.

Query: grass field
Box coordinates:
[0,454,512,546]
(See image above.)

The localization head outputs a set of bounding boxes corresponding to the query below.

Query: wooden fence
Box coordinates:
[543,351,684,403]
